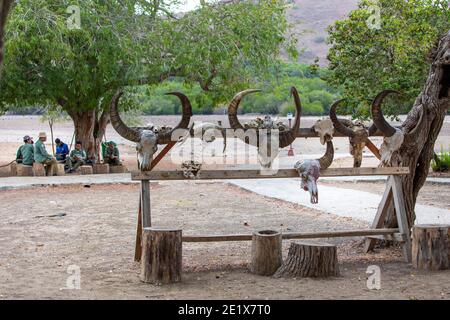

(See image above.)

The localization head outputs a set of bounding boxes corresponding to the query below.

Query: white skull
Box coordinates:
[313,118,334,145]
[379,128,404,166]
[136,130,158,171]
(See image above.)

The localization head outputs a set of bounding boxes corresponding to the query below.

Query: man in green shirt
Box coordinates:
[104,142,121,166]
[16,135,34,166]
[34,132,59,176]
[66,141,87,173]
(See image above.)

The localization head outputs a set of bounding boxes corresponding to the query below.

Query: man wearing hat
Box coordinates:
[34,132,59,176]
[16,135,34,166]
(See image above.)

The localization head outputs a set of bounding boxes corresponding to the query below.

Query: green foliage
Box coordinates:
[139,62,340,116]
[327,0,450,119]
[432,146,450,172]
[0,0,294,115]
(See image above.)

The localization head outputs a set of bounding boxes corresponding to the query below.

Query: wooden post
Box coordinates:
[251,230,282,276]
[140,228,182,284]
[412,225,449,271]
[140,180,151,228]
[274,241,339,278]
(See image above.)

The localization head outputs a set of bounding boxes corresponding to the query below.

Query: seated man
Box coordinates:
[66,141,87,173]
[16,135,34,166]
[104,142,121,166]
[55,138,69,161]
[34,132,59,176]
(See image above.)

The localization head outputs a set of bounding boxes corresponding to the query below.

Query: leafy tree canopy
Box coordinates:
[0,0,295,115]
[327,0,450,119]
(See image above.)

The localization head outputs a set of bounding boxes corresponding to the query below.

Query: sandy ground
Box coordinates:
[0,182,449,300]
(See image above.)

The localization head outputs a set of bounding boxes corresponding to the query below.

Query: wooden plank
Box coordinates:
[364,176,394,252]
[182,228,399,243]
[366,233,406,242]
[131,167,409,181]
[391,175,412,262]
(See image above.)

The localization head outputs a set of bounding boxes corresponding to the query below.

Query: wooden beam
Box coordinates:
[150,142,176,170]
[182,228,399,243]
[365,138,382,160]
[131,167,410,181]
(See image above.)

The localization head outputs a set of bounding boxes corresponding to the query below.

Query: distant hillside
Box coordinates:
[285,0,359,65]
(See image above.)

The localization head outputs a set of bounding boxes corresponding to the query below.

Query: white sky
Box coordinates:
[175,0,208,13]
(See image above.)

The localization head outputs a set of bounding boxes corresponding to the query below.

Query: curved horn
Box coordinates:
[317,140,334,169]
[371,90,399,137]
[109,90,141,143]
[157,92,193,144]
[279,87,302,148]
[227,89,261,130]
[329,99,355,138]
[367,123,378,136]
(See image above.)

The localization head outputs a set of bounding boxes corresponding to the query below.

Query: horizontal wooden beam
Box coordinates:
[182,228,400,243]
[131,167,410,181]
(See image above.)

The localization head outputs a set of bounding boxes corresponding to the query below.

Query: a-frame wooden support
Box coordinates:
[364,175,412,262]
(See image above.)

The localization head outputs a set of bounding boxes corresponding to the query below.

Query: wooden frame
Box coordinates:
[133,165,412,263]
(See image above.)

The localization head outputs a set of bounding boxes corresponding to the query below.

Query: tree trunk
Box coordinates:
[0,0,13,73]
[384,31,450,229]
[66,107,110,160]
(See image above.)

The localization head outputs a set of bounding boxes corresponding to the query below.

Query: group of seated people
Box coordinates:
[16,132,121,175]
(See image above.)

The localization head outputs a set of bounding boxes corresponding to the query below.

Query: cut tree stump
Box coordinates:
[251,230,282,276]
[412,224,449,271]
[16,164,33,176]
[110,165,126,174]
[93,163,109,174]
[33,163,46,176]
[56,163,65,176]
[274,241,339,278]
[80,165,93,175]
[140,228,182,284]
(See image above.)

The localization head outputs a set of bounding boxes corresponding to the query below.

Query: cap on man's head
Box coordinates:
[55,138,61,144]
[39,132,47,138]
[23,135,31,142]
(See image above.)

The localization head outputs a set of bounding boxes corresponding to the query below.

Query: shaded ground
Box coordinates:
[0,183,449,300]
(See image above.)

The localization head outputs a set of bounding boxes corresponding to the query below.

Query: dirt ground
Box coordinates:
[0,182,449,300]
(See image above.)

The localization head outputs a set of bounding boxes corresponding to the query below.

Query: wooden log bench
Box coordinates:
[140,228,182,285]
[93,163,109,174]
[274,241,339,278]
[16,164,34,176]
[412,224,449,271]
[80,165,93,175]
[33,162,46,176]
[251,230,282,276]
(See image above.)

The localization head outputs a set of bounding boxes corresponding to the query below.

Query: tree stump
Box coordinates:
[33,163,46,176]
[93,163,109,174]
[80,165,93,175]
[10,162,17,176]
[274,241,339,278]
[56,163,65,176]
[412,224,449,271]
[251,230,282,276]
[16,164,33,176]
[110,165,126,174]
[140,228,182,285]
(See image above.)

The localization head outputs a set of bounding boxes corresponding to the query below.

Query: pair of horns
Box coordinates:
[330,90,400,138]
[110,90,193,144]
[227,87,302,148]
